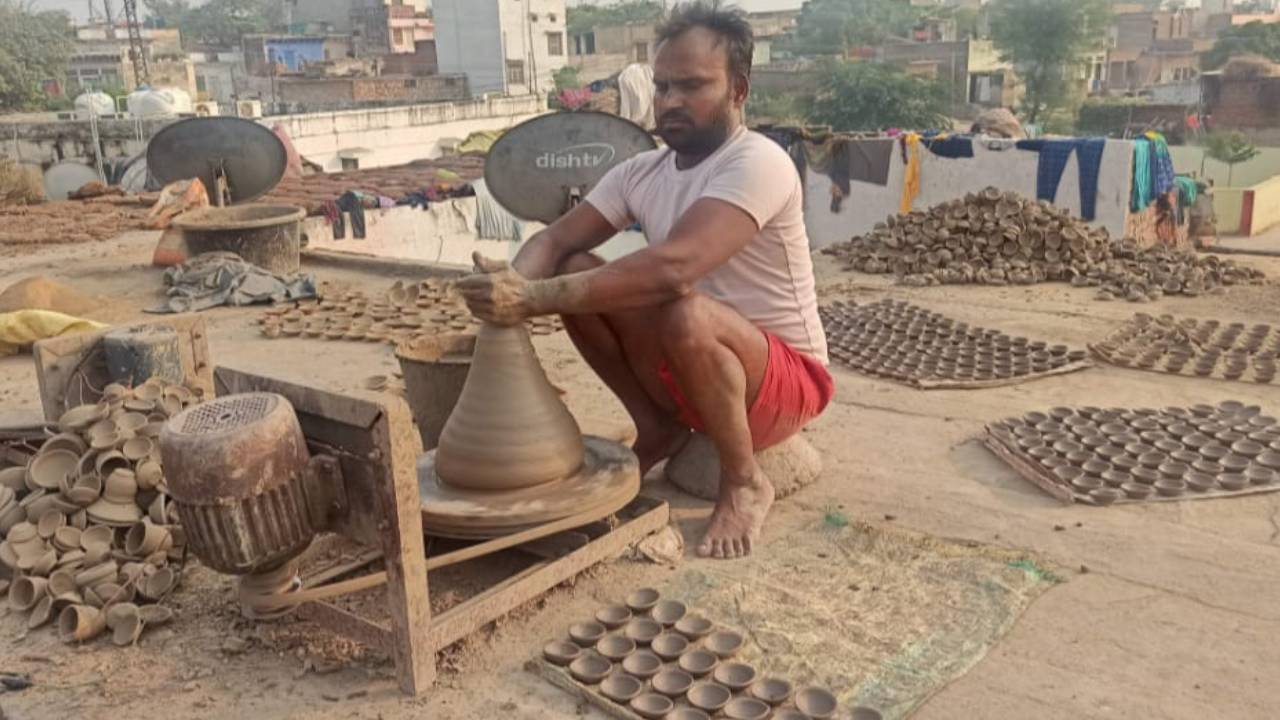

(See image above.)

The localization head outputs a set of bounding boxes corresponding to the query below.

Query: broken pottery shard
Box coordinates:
[434,323,585,491]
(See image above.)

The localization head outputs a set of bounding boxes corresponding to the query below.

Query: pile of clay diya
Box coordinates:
[1,377,194,645]
[541,587,860,720]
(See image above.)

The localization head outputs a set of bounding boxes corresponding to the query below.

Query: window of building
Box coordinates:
[549,13,557,22]
[341,157,359,171]
[393,28,405,45]
[506,60,525,85]
[547,32,564,56]
[634,42,648,63]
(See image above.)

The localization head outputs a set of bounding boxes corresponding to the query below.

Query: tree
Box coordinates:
[1202,21,1280,70]
[780,0,924,56]
[566,1,664,37]
[808,59,949,131]
[144,0,282,48]
[1204,131,1260,186]
[988,0,1110,126]
[0,1,74,112]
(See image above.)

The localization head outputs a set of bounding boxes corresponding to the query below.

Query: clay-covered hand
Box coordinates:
[457,252,541,325]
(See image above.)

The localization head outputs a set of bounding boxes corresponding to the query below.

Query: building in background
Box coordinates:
[434,0,567,96]
[66,26,196,97]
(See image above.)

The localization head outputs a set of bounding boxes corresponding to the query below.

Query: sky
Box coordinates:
[39,0,806,22]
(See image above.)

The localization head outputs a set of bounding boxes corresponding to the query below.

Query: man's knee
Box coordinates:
[555,251,604,276]
[656,295,717,356]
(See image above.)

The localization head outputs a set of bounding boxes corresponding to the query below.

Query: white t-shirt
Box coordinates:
[585,127,828,364]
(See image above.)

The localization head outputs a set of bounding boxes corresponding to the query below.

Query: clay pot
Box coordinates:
[595,634,636,662]
[652,632,689,661]
[687,682,732,713]
[569,621,607,647]
[140,567,176,601]
[704,629,744,658]
[26,595,54,629]
[109,604,143,647]
[124,521,173,558]
[651,668,694,697]
[712,661,757,691]
[542,639,580,666]
[86,468,142,527]
[58,604,106,643]
[58,403,108,433]
[651,599,687,627]
[721,697,771,720]
[595,604,632,629]
[9,576,49,611]
[1089,488,1121,506]
[622,650,662,679]
[795,687,839,719]
[750,677,794,706]
[628,693,674,719]
[625,587,660,614]
[36,509,66,539]
[600,673,644,703]
[677,648,719,678]
[138,604,174,627]
[29,449,78,491]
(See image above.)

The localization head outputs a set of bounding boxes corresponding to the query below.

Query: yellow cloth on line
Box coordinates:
[900,132,921,213]
[0,310,106,357]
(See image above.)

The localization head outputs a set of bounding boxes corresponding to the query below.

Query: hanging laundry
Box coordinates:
[1016,138,1106,220]
[1144,131,1176,196]
[472,179,523,242]
[334,191,367,239]
[1074,138,1106,221]
[1130,139,1154,212]
[899,133,921,214]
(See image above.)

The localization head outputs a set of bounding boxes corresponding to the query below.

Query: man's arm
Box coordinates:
[526,197,758,315]
[511,201,621,280]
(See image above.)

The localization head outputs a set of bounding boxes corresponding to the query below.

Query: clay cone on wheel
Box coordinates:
[434,323,585,490]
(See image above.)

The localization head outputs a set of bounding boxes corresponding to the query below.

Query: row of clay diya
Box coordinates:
[541,588,854,720]
[990,402,1280,502]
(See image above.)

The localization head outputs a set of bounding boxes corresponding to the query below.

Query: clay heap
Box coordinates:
[259,277,562,343]
[1,378,197,645]
[823,187,1265,301]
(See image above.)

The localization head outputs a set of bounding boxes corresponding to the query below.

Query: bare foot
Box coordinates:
[634,424,692,477]
[696,473,775,559]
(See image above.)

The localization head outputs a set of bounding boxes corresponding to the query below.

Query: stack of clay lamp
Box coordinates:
[1091,312,1278,384]
[542,588,849,720]
[0,378,197,644]
[822,187,1264,299]
[985,401,1280,505]
[820,299,1087,385]
[258,278,562,344]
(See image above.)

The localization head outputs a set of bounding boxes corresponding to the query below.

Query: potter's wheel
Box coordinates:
[418,436,640,539]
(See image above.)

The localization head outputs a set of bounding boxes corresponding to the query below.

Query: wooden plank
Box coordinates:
[298,601,392,653]
[427,497,669,650]
[911,360,1092,390]
[516,531,592,560]
[529,659,645,720]
[33,314,213,420]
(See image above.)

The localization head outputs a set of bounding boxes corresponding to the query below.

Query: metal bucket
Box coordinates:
[395,334,475,450]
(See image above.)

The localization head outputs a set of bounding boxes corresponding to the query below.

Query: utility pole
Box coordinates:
[122,0,150,87]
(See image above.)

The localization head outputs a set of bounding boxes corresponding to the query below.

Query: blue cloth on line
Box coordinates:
[1016,138,1107,221]
[1149,136,1176,196]
[921,136,974,159]
[1032,139,1078,207]
[1075,138,1106,221]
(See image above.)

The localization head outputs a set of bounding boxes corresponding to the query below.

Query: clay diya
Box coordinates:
[1246,466,1276,485]
[624,618,662,646]
[677,648,719,677]
[628,693,674,719]
[568,654,612,684]
[686,682,732,713]
[596,634,637,661]
[651,632,689,660]
[58,604,106,643]
[1071,476,1103,493]
[1257,451,1280,470]
[1185,472,1215,492]
[795,687,839,719]
[722,697,771,720]
[852,708,885,720]
[28,449,78,491]
[9,576,49,611]
[1219,474,1249,491]
[652,668,694,698]
[621,650,662,679]
[712,661,757,691]
[704,629,744,658]
[1154,478,1186,497]
[1121,482,1155,500]
[1100,470,1131,488]
[1132,467,1160,485]
[773,709,809,720]
[1088,488,1121,506]
[595,604,632,629]
[600,673,644,703]
[625,587,660,614]
[27,595,54,629]
[569,621,605,647]
[665,709,711,720]
[58,403,108,433]
[1232,440,1264,457]
[750,677,794,706]
[651,599,687,627]
[1221,454,1252,473]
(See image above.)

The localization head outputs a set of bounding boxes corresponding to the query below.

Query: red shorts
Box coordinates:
[657,333,835,451]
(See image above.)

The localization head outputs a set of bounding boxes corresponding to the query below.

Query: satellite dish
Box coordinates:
[483,111,656,223]
[146,116,288,205]
[43,161,100,201]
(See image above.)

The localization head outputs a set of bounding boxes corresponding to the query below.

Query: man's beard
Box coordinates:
[657,101,734,156]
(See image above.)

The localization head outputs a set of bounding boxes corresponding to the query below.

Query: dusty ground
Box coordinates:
[2,233,1280,719]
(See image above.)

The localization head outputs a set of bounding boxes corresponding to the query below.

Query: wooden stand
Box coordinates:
[211,366,669,696]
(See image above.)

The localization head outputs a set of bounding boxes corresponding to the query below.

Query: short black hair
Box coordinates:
[656,1,754,79]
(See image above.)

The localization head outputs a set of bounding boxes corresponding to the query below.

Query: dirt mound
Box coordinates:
[0,275,102,317]
[0,160,44,205]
